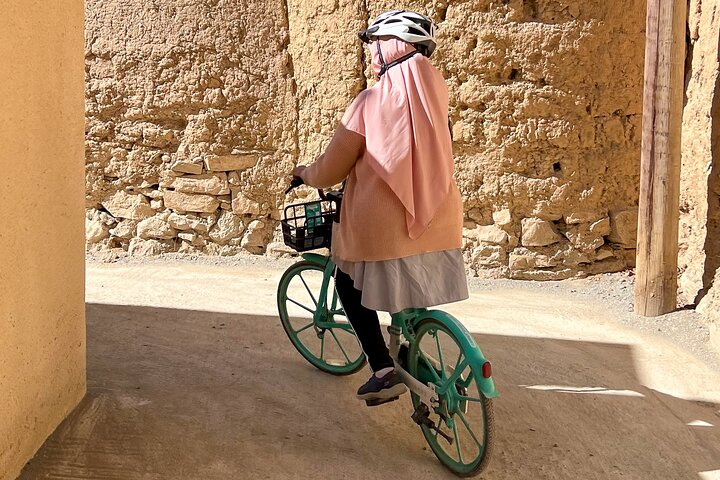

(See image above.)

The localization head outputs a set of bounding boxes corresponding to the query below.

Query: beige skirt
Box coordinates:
[333,249,469,313]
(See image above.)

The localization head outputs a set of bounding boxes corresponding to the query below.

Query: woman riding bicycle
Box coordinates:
[293,10,468,404]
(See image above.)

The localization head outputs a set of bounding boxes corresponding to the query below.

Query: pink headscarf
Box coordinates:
[341,38,453,240]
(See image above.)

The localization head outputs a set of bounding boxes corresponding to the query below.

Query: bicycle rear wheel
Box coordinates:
[277,260,366,375]
[408,317,495,477]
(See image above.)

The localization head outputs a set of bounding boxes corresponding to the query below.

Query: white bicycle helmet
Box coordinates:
[358,10,438,58]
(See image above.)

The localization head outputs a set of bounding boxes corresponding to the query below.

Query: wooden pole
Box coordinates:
[635,0,687,316]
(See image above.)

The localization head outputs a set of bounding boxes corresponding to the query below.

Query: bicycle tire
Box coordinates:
[277,261,366,375]
[408,317,495,477]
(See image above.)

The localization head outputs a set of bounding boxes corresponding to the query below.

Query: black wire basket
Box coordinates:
[281,200,335,252]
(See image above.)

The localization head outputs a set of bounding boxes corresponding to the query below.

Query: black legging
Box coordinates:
[334,267,394,372]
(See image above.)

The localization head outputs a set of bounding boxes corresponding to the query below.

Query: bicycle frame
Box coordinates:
[300,252,498,404]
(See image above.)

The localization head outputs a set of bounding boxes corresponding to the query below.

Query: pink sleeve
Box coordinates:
[301,126,365,188]
[340,91,367,137]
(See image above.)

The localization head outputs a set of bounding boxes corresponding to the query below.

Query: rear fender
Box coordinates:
[417,310,499,399]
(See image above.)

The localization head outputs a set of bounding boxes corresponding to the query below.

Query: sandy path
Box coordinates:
[20,258,720,479]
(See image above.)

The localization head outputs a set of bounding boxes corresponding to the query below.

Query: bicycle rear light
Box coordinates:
[482,361,492,378]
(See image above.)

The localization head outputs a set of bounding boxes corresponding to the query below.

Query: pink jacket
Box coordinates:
[302,38,462,262]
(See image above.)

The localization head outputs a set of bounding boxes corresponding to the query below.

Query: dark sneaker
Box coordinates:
[356,370,407,401]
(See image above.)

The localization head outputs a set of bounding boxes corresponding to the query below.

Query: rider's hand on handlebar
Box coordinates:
[292,165,307,179]
[285,168,306,194]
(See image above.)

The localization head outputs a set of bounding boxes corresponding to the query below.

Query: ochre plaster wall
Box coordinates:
[0,1,86,478]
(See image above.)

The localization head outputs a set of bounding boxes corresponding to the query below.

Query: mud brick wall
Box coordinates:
[678,0,720,336]
[85,0,647,279]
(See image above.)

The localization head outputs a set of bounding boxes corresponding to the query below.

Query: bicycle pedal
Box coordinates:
[365,396,399,407]
[412,404,453,444]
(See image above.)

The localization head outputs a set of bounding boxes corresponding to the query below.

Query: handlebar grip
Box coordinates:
[285,176,305,194]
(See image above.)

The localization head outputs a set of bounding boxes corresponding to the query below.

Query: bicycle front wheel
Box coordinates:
[277,260,366,375]
[408,317,495,477]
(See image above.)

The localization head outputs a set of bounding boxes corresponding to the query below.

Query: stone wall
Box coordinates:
[85,0,647,279]
[85,0,297,256]
[678,0,720,337]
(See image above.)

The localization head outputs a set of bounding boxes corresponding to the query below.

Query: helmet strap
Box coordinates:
[377,43,420,78]
[377,42,388,77]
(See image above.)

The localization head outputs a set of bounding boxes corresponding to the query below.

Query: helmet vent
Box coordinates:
[363,10,438,58]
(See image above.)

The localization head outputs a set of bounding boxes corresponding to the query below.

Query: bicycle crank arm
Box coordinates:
[393,362,439,407]
[412,404,453,445]
[432,424,454,445]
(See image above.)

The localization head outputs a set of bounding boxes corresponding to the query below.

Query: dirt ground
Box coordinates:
[19,255,720,480]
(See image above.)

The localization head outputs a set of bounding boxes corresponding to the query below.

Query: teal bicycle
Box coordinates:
[277,181,497,477]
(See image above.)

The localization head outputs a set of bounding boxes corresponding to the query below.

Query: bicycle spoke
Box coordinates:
[452,421,463,463]
[444,350,466,382]
[417,350,442,383]
[447,359,469,386]
[298,273,318,307]
[287,297,316,315]
[329,328,352,363]
[457,411,483,450]
[459,369,474,389]
[295,321,315,334]
[454,350,464,372]
[434,330,446,378]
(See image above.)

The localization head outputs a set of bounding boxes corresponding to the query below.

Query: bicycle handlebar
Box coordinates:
[285,176,342,201]
[285,176,305,194]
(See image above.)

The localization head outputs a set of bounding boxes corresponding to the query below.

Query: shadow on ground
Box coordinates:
[20,304,720,480]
